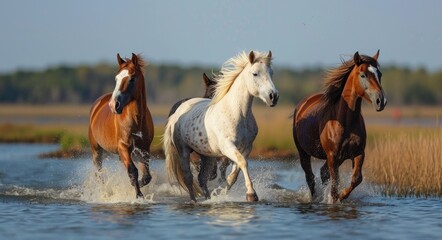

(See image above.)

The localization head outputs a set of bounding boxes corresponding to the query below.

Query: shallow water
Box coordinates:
[0,144,441,240]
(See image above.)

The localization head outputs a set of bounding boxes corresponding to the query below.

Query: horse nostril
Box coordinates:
[269,93,274,101]
[115,101,120,110]
[376,98,381,106]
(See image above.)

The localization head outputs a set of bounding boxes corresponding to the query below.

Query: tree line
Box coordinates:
[0,63,441,105]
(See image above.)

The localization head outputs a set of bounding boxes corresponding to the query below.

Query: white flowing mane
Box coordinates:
[210,51,272,105]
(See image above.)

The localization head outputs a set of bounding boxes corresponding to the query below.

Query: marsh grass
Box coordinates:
[1,104,442,197]
[365,128,442,197]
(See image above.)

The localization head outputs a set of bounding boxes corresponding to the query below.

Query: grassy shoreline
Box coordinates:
[1,104,441,196]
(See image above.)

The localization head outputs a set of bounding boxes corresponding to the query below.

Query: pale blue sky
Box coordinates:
[1,0,441,72]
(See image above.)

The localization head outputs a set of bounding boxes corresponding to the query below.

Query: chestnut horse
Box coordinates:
[88,53,154,198]
[292,51,386,203]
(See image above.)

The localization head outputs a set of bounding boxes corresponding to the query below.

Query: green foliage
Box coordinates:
[0,63,441,105]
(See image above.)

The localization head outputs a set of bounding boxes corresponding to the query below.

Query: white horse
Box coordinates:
[163,51,278,202]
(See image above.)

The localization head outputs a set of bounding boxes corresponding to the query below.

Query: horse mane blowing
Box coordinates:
[210,51,273,105]
[320,54,379,107]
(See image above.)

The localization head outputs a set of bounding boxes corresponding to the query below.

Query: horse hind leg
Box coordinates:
[179,147,198,202]
[299,150,316,198]
[198,156,216,199]
[135,151,152,188]
[218,157,230,183]
[339,154,365,201]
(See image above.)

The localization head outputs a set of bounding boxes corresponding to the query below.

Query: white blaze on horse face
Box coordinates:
[363,65,387,108]
[368,65,380,84]
[112,69,129,99]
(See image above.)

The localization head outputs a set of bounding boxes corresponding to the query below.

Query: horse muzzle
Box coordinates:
[109,98,123,114]
[375,95,387,112]
[269,91,279,107]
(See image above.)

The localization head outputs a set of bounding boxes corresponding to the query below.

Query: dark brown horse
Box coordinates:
[88,53,154,198]
[292,51,386,203]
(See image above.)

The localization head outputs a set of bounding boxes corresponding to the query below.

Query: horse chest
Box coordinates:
[320,121,365,159]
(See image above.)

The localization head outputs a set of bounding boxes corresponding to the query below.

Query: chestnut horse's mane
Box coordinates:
[120,54,147,72]
[320,54,378,108]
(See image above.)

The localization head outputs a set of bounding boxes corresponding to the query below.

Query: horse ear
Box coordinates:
[204,73,216,86]
[117,53,125,65]
[131,53,138,66]
[373,49,380,61]
[249,51,256,63]
[268,50,272,59]
[353,51,362,66]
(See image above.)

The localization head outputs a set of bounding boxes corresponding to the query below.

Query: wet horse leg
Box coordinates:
[179,147,197,203]
[339,153,364,201]
[299,151,315,198]
[226,163,239,189]
[320,162,330,185]
[91,145,105,183]
[198,156,216,199]
[207,157,218,181]
[118,143,143,198]
[224,149,258,202]
[138,152,152,188]
[327,154,340,203]
[218,157,230,183]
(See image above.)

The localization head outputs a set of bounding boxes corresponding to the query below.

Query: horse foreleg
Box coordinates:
[138,153,152,188]
[225,150,258,202]
[198,156,216,199]
[320,162,330,185]
[339,153,364,201]
[327,154,340,203]
[91,145,105,184]
[119,144,143,198]
[226,163,239,189]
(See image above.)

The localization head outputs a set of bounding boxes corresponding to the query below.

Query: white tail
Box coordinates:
[163,117,202,195]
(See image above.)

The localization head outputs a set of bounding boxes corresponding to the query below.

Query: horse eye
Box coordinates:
[253,73,258,77]
[360,73,366,78]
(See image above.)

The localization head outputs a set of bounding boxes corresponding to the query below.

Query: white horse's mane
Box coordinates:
[210,51,272,105]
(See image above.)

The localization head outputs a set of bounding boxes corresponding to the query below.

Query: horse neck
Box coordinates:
[137,74,148,111]
[126,73,148,124]
[218,71,254,118]
[336,73,363,123]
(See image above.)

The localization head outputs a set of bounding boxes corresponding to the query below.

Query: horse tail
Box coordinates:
[163,116,202,196]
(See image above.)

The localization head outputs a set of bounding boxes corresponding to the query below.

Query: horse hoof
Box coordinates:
[136,192,144,199]
[246,193,259,202]
[139,175,152,187]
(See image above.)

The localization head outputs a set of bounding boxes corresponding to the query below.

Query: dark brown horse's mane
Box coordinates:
[320,54,378,108]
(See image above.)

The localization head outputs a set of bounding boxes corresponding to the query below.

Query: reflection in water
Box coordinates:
[170,203,257,227]
[295,203,360,220]
[90,204,152,224]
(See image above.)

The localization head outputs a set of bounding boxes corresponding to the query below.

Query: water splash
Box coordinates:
[0,158,382,205]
